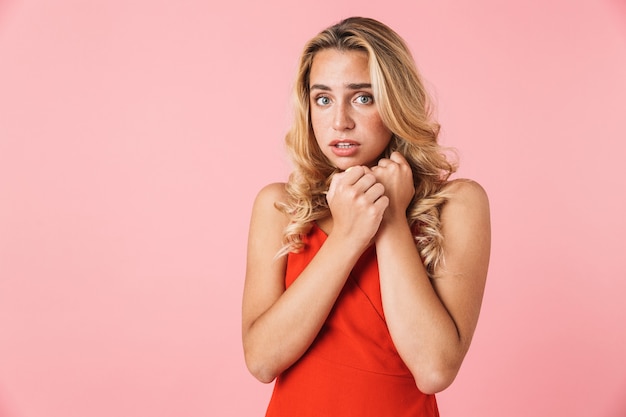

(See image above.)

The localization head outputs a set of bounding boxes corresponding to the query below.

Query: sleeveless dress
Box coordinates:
[265,223,439,417]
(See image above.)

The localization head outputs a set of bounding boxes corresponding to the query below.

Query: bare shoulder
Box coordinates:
[254,182,289,206]
[248,182,291,257]
[251,182,289,224]
[441,178,489,212]
[246,182,290,281]
[438,178,491,263]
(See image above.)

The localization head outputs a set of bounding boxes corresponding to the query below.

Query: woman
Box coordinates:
[242,16,491,416]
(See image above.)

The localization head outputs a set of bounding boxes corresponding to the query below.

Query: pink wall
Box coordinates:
[1,1,625,416]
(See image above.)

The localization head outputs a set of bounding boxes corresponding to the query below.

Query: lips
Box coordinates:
[329,139,360,157]
[329,139,359,147]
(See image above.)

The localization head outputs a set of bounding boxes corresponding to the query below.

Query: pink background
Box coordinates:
[1,0,625,416]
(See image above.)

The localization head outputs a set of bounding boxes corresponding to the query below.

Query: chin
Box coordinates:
[333,161,357,171]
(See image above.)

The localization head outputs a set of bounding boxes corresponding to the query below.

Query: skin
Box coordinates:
[242,48,491,395]
[310,49,393,170]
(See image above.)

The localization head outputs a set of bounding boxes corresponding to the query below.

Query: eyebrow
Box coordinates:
[310,83,372,91]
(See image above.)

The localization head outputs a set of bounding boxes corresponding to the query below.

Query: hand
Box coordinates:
[370,152,415,223]
[326,166,389,248]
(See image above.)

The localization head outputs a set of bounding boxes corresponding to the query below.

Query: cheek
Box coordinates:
[310,110,328,138]
[310,114,319,133]
[368,116,392,140]
[309,113,324,148]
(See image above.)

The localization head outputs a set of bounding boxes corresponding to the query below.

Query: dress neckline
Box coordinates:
[313,221,329,237]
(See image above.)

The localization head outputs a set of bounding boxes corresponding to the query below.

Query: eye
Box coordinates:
[315,96,331,106]
[355,94,373,105]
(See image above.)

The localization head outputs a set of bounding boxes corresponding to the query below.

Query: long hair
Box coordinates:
[277,16,457,278]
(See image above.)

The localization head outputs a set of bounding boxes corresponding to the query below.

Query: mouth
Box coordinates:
[329,139,360,157]
[329,139,359,148]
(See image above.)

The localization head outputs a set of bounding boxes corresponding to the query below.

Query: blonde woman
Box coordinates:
[242,17,491,416]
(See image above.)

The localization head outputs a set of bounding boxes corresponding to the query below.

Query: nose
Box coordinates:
[332,102,355,131]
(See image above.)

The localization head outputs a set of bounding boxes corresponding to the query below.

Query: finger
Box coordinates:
[378,157,401,169]
[389,151,408,165]
[342,165,366,185]
[328,167,367,202]
[327,171,346,201]
[373,194,390,211]
[364,182,386,202]
[354,172,378,193]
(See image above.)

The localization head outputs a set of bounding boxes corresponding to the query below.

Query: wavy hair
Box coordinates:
[277,16,457,278]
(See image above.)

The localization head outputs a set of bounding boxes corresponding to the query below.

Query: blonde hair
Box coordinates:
[278,17,457,278]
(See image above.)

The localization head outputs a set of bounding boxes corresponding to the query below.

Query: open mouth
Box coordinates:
[330,140,359,157]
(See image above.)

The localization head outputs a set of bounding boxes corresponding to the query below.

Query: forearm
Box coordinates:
[244,234,365,383]
[375,220,464,393]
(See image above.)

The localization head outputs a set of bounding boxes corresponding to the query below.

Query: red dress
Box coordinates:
[265,223,439,417]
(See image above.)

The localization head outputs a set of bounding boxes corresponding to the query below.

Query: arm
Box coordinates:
[372,153,491,394]
[242,170,388,383]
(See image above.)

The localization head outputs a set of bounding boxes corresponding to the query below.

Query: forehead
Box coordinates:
[309,49,371,85]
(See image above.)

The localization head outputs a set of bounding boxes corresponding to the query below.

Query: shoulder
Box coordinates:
[439,179,490,237]
[250,182,290,229]
[436,179,491,277]
[441,179,489,214]
[254,182,289,207]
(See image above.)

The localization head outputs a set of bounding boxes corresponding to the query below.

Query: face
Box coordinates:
[309,48,392,170]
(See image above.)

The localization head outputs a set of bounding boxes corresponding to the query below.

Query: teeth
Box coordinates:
[335,143,353,148]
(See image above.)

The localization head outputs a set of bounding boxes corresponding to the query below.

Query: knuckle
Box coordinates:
[363,172,375,182]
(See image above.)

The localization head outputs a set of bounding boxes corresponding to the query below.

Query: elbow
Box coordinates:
[412,365,460,395]
[243,328,284,383]
[251,369,278,385]
[244,349,278,384]
[250,368,278,384]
